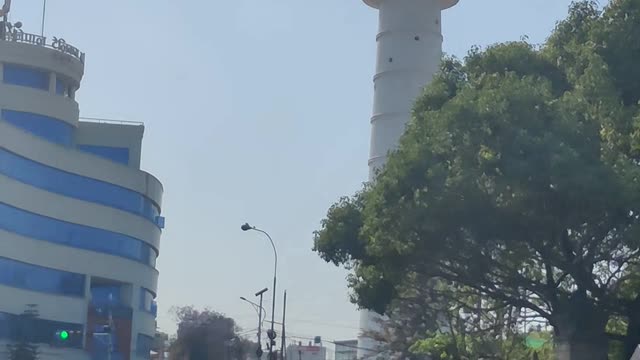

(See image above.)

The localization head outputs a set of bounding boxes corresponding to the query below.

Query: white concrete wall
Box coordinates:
[0,121,164,209]
[0,40,84,85]
[359,0,458,358]
[368,0,446,175]
[0,80,80,127]
[76,122,145,169]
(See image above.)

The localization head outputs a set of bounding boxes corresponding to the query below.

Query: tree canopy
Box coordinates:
[313,1,640,359]
[169,306,256,360]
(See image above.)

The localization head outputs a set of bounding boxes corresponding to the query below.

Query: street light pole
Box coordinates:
[242,223,278,359]
[249,288,268,359]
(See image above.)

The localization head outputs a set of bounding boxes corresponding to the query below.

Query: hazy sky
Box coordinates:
[10,0,602,349]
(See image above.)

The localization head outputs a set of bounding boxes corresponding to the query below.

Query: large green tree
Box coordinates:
[314,1,640,359]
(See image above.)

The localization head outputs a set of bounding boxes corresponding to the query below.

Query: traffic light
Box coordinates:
[267,329,277,348]
[57,330,70,341]
[53,329,81,347]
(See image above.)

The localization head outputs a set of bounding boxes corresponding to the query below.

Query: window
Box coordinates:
[0,311,83,348]
[136,333,154,358]
[3,64,49,90]
[2,110,74,146]
[91,285,123,306]
[0,149,162,228]
[0,202,158,267]
[77,145,130,165]
[0,256,85,296]
[55,76,76,98]
[139,288,154,313]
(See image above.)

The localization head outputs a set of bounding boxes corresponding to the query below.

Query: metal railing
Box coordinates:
[79,117,144,126]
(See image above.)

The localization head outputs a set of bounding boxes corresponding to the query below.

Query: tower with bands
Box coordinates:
[359,0,459,358]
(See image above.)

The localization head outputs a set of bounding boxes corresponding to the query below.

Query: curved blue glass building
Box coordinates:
[0,24,164,360]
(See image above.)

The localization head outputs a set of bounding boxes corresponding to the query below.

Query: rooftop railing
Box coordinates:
[79,117,144,126]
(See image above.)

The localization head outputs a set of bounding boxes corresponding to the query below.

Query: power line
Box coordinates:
[236,313,359,331]
[283,318,360,331]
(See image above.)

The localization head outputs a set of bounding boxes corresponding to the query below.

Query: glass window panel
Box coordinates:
[0,311,83,348]
[139,288,154,312]
[3,64,49,90]
[77,145,130,165]
[136,333,153,358]
[0,256,84,296]
[0,202,158,266]
[2,110,73,146]
[0,149,161,227]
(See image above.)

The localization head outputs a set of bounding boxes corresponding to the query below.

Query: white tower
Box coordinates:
[359,0,458,358]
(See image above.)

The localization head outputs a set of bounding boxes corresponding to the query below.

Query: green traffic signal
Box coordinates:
[58,330,69,341]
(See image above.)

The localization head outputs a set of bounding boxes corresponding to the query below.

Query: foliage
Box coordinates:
[371,280,554,360]
[314,0,640,358]
[6,304,39,360]
[169,306,255,360]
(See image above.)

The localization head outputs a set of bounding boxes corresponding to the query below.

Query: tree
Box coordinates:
[168,306,255,360]
[6,304,39,360]
[371,279,554,360]
[314,1,640,359]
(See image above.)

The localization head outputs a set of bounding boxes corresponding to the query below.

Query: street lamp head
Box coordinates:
[241,223,253,231]
[255,287,268,297]
[240,296,248,301]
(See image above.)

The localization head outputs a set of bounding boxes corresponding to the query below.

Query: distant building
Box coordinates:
[0,16,164,360]
[287,342,327,360]
[334,340,357,360]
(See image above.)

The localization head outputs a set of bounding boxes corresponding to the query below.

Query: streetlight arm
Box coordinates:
[240,297,266,324]
[253,227,277,275]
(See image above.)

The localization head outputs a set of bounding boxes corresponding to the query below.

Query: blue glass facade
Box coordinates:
[136,334,153,358]
[3,64,50,90]
[0,256,85,296]
[139,288,154,312]
[91,285,123,306]
[92,334,125,360]
[0,311,83,348]
[0,149,161,227]
[1,110,74,146]
[0,202,157,266]
[78,144,130,165]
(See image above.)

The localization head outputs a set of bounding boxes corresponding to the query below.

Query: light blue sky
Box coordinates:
[10,0,600,346]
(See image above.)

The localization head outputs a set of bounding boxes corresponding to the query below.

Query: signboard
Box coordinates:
[286,345,327,360]
[1,22,85,63]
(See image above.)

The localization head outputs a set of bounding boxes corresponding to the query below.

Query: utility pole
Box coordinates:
[107,293,115,360]
[255,288,268,359]
[40,0,46,36]
[281,291,287,360]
